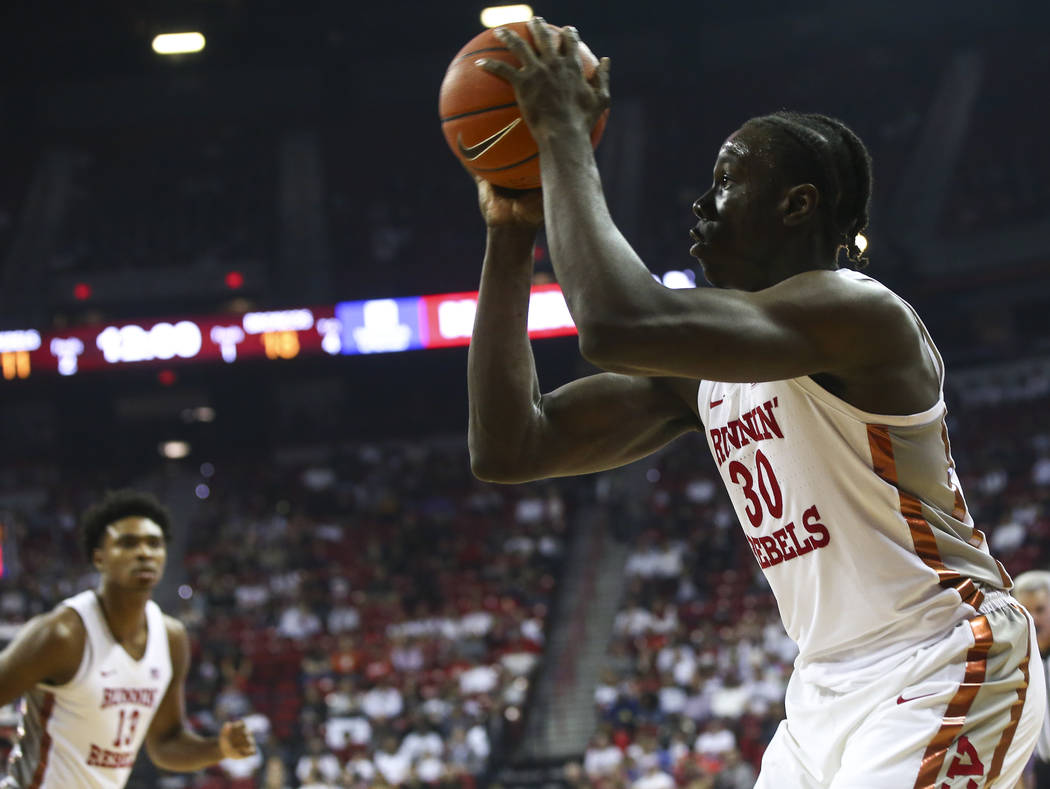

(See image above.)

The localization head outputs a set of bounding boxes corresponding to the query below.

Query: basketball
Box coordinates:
[438,22,608,190]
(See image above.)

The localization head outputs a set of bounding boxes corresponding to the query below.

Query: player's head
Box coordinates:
[691,111,872,290]
[81,489,172,589]
[1014,570,1050,655]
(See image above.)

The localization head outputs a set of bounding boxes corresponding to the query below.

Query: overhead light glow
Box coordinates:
[855,233,868,253]
[160,440,191,459]
[152,32,206,55]
[480,5,533,27]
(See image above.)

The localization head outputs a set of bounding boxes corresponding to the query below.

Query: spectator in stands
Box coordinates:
[584,731,624,779]
[295,737,340,786]
[694,719,736,760]
[374,735,412,785]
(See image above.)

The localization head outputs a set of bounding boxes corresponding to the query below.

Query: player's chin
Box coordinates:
[694,257,725,288]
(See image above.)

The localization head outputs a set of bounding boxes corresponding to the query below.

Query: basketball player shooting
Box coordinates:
[466,17,1045,787]
[0,490,256,788]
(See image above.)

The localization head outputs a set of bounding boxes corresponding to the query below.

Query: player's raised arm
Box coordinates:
[479,22,934,408]
[467,178,700,484]
[0,608,85,706]
[145,617,255,772]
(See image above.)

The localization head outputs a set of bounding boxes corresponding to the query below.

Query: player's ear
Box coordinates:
[92,546,104,572]
[781,183,820,227]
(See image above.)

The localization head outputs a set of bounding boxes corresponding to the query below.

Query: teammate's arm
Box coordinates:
[145,617,255,771]
[0,608,85,706]
[468,181,700,484]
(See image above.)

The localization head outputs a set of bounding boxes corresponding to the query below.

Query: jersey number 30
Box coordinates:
[728,449,783,528]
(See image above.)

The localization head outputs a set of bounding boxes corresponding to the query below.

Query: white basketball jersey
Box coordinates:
[696,269,1010,679]
[3,590,173,789]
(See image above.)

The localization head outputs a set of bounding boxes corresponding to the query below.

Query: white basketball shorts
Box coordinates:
[754,595,1046,788]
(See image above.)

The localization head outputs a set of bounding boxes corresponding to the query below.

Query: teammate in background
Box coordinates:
[1014,571,1050,787]
[466,17,1045,786]
[0,489,256,788]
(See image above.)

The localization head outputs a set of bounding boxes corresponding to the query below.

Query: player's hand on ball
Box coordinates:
[219,720,257,759]
[479,18,610,137]
[475,176,544,230]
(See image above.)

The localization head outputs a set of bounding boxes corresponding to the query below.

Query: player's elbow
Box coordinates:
[469,447,528,485]
[468,435,540,485]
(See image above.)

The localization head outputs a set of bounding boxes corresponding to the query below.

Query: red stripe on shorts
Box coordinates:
[912,616,993,789]
[984,604,1032,782]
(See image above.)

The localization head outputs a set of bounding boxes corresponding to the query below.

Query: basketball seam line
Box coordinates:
[440,102,518,123]
[470,151,539,172]
[456,46,509,61]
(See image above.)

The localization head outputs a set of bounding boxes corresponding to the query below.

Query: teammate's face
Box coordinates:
[94,517,167,591]
[1017,588,1050,654]
[690,124,785,291]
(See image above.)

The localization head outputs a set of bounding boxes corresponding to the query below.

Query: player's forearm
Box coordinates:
[536,127,665,357]
[468,226,545,482]
[148,729,223,772]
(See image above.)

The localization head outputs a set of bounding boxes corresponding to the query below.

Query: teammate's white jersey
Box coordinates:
[696,269,1010,679]
[3,590,173,789]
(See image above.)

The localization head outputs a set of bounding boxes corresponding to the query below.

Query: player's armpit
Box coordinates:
[579,269,919,385]
[470,373,699,484]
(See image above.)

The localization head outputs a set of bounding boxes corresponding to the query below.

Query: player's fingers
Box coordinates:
[527,17,554,58]
[474,58,519,84]
[594,57,612,104]
[493,27,538,67]
[560,26,584,72]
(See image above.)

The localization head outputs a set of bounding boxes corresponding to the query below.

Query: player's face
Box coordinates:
[94,517,167,591]
[690,125,784,291]
[1017,588,1050,654]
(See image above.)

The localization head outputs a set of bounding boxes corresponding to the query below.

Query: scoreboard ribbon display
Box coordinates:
[0,285,578,380]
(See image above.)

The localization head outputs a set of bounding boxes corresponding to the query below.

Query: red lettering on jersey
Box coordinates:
[802,505,830,548]
[759,536,783,566]
[745,506,830,571]
[101,687,159,709]
[773,528,797,561]
[784,522,814,556]
[709,398,784,466]
[747,535,770,569]
[756,398,783,439]
[711,429,726,465]
[738,409,763,443]
[86,743,137,769]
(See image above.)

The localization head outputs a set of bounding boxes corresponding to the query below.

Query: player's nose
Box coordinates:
[693,190,714,219]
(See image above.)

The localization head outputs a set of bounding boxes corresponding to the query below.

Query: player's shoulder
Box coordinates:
[11,605,88,668]
[42,604,88,648]
[161,613,188,643]
[768,267,901,308]
[768,268,917,338]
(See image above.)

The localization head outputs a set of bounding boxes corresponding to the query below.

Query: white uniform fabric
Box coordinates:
[696,269,1045,786]
[3,590,173,789]
[1037,654,1050,762]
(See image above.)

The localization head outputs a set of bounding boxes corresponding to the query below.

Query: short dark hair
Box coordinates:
[80,489,173,560]
[748,111,874,267]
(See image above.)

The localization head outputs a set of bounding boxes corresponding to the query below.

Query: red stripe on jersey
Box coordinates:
[28,692,55,789]
[867,425,960,586]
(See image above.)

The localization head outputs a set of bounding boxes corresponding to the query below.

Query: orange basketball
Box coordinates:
[438,22,608,190]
